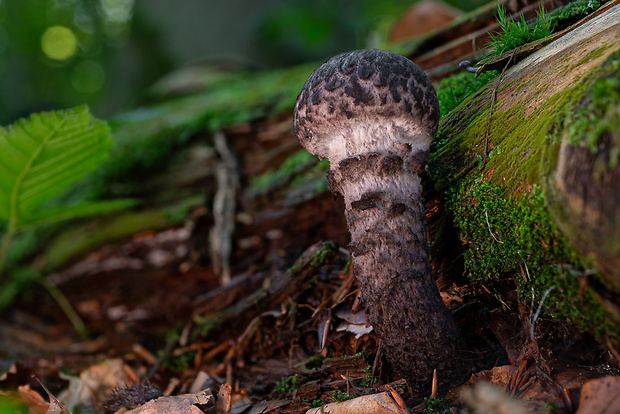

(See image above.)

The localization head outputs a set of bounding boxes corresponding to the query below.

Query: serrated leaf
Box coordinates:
[0,106,113,228]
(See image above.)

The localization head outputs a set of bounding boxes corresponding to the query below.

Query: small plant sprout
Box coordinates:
[488,4,554,57]
[294,49,471,393]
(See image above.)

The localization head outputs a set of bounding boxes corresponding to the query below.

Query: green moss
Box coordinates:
[311,399,327,408]
[274,374,299,395]
[289,158,330,195]
[424,396,451,414]
[447,178,616,338]
[547,0,602,28]
[564,53,620,166]
[42,194,203,272]
[575,44,613,67]
[82,63,317,199]
[249,150,318,198]
[288,241,336,277]
[306,354,325,370]
[249,148,331,206]
[429,55,596,193]
[194,313,225,337]
[435,70,500,119]
[331,390,356,403]
[310,241,336,268]
[430,44,620,339]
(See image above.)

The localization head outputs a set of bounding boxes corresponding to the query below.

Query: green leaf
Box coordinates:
[0,106,113,228]
[17,199,137,229]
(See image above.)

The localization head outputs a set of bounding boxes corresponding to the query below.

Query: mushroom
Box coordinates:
[294,49,470,392]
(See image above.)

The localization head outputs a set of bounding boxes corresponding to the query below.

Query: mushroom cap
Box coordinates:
[294,49,439,165]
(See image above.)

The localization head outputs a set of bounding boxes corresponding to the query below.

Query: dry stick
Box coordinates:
[485,210,504,244]
[385,384,411,414]
[560,388,573,412]
[212,131,239,285]
[371,340,382,387]
[605,335,620,362]
[148,334,179,379]
[33,275,88,337]
[483,48,517,164]
[346,371,350,395]
[530,286,555,341]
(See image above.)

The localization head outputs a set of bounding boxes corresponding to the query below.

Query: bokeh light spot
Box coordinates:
[100,0,134,23]
[71,60,105,93]
[41,25,78,60]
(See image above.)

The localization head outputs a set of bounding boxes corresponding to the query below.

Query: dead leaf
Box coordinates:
[576,376,620,414]
[45,392,72,414]
[461,381,528,414]
[58,358,132,411]
[247,399,290,413]
[124,397,204,414]
[305,392,407,413]
[189,371,212,394]
[34,377,72,414]
[334,307,366,325]
[334,305,372,338]
[14,385,49,414]
[211,383,232,414]
[335,321,373,339]
[176,389,215,406]
[230,393,253,414]
[0,363,16,381]
[121,389,215,414]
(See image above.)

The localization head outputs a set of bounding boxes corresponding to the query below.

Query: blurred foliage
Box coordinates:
[0,106,131,310]
[88,63,317,199]
[258,0,489,65]
[0,0,171,124]
[1,0,490,125]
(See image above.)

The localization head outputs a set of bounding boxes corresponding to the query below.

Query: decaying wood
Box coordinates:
[191,241,342,340]
[431,4,620,291]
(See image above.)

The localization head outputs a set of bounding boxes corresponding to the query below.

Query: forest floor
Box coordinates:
[1,215,618,413]
[2,1,620,413]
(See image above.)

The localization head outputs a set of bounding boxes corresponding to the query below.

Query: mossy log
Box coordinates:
[428,5,620,337]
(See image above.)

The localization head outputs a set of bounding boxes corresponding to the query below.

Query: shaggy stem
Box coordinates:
[334,151,471,393]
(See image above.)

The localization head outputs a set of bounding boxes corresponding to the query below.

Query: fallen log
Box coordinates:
[428,4,620,337]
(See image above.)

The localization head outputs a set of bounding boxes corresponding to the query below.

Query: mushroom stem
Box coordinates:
[332,150,468,393]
